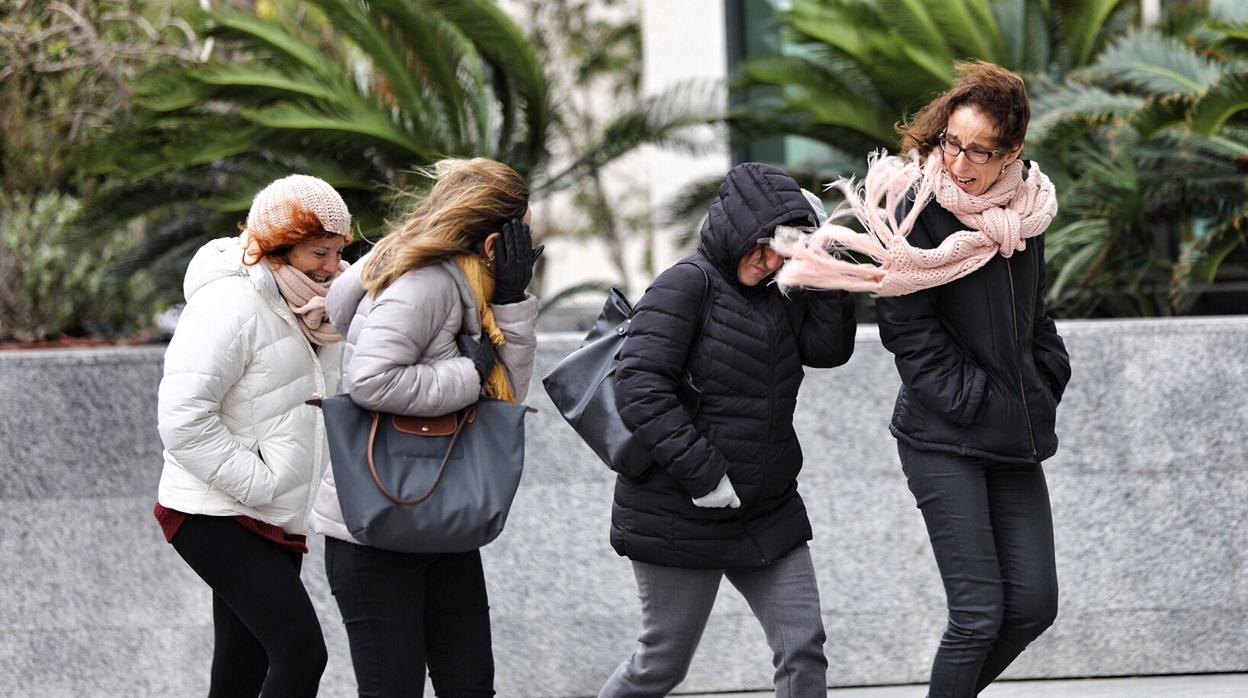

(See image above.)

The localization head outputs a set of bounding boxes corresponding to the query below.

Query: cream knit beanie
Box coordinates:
[246,174,352,240]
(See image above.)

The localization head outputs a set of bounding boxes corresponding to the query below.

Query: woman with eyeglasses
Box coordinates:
[774,61,1070,697]
[601,163,856,697]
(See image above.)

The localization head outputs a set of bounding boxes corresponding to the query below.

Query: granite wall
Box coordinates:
[1,317,1245,696]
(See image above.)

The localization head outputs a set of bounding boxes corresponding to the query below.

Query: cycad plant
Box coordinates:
[78,0,552,294]
[1030,3,1248,315]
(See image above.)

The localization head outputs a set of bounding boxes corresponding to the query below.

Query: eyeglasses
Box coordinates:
[938,134,1000,165]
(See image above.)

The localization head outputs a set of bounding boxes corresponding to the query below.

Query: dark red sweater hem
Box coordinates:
[154,503,309,554]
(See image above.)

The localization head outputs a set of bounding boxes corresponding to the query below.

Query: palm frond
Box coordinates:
[130,65,216,112]
[422,0,553,173]
[783,1,886,59]
[192,64,343,103]
[926,0,1004,64]
[306,0,438,134]
[785,43,888,110]
[108,209,221,283]
[1129,94,1195,137]
[1045,217,1111,305]
[238,103,427,156]
[744,54,897,143]
[1170,204,1248,313]
[1189,69,1248,135]
[1079,29,1222,95]
[1029,82,1143,147]
[368,0,477,147]
[206,8,341,75]
[992,0,1054,72]
[539,80,727,194]
[657,174,726,248]
[871,0,956,62]
[1057,0,1130,67]
[1209,1,1248,23]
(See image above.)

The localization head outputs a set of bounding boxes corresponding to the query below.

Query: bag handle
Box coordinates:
[366,408,470,506]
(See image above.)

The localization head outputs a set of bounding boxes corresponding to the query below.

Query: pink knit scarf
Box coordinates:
[269,262,346,346]
[771,150,1058,296]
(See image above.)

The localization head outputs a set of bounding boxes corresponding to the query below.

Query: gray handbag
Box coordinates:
[542,261,712,479]
[314,394,529,553]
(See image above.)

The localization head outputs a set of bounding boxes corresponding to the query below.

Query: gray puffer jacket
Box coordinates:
[308,253,538,543]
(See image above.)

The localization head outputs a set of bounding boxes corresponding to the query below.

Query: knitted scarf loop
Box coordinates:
[771,149,1058,297]
[269,261,346,346]
[453,254,517,403]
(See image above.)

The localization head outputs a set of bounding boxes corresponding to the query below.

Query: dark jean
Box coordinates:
[898,443,1059,698]
[171,514,327,698]
[325,537,494,697]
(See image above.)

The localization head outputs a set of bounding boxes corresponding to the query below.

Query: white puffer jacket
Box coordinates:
[307,255,538,544]
[156,235,342,534]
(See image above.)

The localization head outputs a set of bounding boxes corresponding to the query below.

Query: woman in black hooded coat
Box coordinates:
[599,163,856,697]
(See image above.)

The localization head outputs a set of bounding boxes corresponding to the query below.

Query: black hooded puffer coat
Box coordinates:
[875,162,1072,463]
[611,162,857,569]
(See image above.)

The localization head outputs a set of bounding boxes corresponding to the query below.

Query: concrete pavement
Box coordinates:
[692,673,1248,697]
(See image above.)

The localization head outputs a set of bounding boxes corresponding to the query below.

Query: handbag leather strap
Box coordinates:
[366,408,470,506]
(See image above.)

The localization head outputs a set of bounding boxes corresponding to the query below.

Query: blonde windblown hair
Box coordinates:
[361,158,529,296]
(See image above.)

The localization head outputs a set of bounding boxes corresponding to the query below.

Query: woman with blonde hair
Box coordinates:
[775,61,1070,697]
[309,157,541,696]
[155,174,351,697]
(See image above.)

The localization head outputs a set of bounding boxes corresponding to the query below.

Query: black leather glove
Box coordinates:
[492,218,543,304]
[456,329,497,385]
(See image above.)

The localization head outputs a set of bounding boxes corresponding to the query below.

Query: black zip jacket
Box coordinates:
[876,164,1072,463]
[611,162,857,568]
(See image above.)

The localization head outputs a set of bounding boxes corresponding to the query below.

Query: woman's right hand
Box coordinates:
[691,474,741,509]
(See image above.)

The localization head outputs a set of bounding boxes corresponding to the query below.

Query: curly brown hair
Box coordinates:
[897,61,1030,158]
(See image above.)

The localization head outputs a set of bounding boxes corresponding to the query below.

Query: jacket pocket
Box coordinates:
[1035,350,1070,403]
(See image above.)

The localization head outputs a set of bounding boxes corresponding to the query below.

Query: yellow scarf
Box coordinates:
[454,254,517,402]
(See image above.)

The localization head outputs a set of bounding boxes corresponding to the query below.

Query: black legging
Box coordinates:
[898,443,1059,697]
[171,514,327,698]
[325,537,494,697]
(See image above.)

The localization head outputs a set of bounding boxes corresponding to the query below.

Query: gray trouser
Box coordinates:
[599,544,827,698]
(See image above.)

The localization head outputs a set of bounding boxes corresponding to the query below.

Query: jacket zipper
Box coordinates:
[749,300,776,566]
[1006,258,1038,457]
[259,278,329,519]
[297,329,327,517]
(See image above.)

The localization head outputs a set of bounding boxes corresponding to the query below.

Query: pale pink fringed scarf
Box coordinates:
[771,150,1058,296]
[269,261,347,346]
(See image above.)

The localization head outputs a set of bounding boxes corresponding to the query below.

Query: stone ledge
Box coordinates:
[1,317,1246,696]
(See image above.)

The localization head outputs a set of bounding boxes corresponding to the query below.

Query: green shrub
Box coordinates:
[0,193,163,342]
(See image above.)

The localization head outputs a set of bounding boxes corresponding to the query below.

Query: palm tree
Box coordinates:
[78,0,552,294]
[1030,8,1248,315]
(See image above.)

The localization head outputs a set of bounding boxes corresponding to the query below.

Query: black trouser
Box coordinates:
[325,537,494,697]
[898,443,1059,698]
[171,514,327,698]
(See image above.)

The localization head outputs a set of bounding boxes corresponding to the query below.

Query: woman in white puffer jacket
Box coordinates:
[155,175,351,698]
